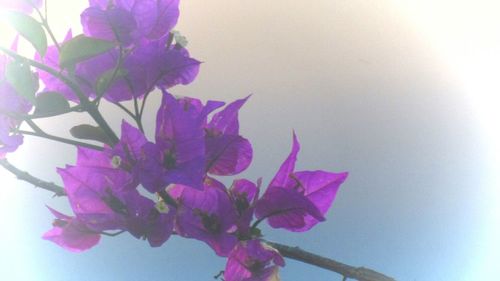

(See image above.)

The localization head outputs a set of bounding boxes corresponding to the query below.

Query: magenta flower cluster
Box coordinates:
[0,1,348,280]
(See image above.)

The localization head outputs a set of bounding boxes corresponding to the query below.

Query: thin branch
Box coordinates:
[24,119,43,134]
[0,158,65,196]
[113,101,136,120]
[19,130,104,151]
[264,241,396,281]
[132,96,145,133]
[213,270,224,280]
[20,119,104,150]
[100,230,126,237]
[138,91,150,119]
[86,102,120,145]
[33,4,60,51]
[29,105,83,119]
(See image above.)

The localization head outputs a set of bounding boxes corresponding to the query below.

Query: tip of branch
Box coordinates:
[355,267,396,281]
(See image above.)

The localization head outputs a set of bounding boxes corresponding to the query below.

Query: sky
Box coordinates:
[1,0,499,280]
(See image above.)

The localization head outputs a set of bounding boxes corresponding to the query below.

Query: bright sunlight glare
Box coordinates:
[393,0,500,279]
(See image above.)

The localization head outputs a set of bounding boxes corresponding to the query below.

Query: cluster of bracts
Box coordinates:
[0,1,347,280]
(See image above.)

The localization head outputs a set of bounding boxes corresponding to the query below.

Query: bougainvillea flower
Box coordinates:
[119,189,176,247]
[152,45,200,89]
[71,125,149,195]
[255,133,348,232]
[205,134,252,176]
[224,240,284,281]
[255,185,324,231]
[170,180,238,256]
[58,166,132,231]
[78,36,199,102]
[121,36,201,95]
[0,0,42,13]
[109,120,148,173]
[228,179,261,238]
[38,29,199,103]
[87,0,180,41]
[72,121,149,191]
[76,48,127,101]
[205,96,253,176]
[116,37,200,102]
[58,165,174,247]
[74,120,147,174]
[42,207,101,253]
[139,91,223,192]
[81,6,137,45]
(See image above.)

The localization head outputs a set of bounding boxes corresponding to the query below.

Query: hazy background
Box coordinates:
[1,0,499,280]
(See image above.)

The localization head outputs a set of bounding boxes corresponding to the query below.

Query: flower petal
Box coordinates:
[290,170,348,231]
[208,95,250,135]
[81,6,137,44]
[206,134,253,176]
[255,186,324,231]
[269,133,300,188]
[118,0,179,40]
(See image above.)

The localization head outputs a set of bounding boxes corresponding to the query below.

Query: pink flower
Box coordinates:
[42,207,101,253]
[224,240,284,281]
[255,133,348,232]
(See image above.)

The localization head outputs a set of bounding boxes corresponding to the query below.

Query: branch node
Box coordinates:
[0,159,66,196]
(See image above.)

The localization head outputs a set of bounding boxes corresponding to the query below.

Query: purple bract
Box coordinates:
[139,91,223,192]
[42,207,101,252]
[255,133,348,232]
[85,0,180,42]
[224,240,284,281]
[29,4,352,280]
[205,96,253,176]
[169,178,238,256]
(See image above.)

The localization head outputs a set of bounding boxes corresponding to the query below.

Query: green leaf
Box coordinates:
[5,61,38,103]
[59,35,115,68]
[5,11,47,57]
[34,92,70,115]
[95,68,128,97]
[70,124,111,145]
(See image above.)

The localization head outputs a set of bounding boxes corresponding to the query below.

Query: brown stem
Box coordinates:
[113,101,137,120]
[34,5,61,51]
[18,130,104,151]
[264,241,396,281]
[0,158,65,196]
[86,105,119,145]
[133,96,145,133]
